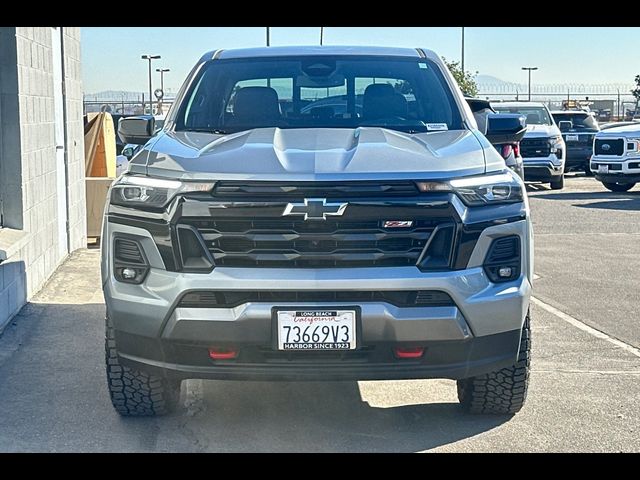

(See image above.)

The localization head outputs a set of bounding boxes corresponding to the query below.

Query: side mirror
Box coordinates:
[558,120,573,131]
[465,97,493,114]
[121,145,135,159]
[485,113,526,145]
[118,116,155,145]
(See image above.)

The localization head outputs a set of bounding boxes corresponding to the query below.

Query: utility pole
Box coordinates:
[521,66,538,102]
[141,54,161,115]
[461,27,465,72]
[320,27,324,46]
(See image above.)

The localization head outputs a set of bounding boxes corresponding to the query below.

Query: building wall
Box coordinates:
[0,27,86,330]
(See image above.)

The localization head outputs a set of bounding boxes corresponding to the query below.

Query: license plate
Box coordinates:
[276,309,357,350]
[598,164,609,174]
[566,134,579,142]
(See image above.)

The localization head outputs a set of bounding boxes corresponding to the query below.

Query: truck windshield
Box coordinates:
[174,56,463,134]
[551,113,599,130]
[493,106,552,126]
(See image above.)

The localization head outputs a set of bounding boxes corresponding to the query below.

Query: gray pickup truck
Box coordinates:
[104,46,533,416]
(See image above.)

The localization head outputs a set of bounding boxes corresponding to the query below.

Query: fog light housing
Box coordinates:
[113,237,149,284]
[483,236,521,283]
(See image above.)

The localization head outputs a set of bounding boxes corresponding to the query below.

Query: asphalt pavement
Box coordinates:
[0,174,638,452]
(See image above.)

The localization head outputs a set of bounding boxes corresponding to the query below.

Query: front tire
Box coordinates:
[602,181,635,192]
[457,313,531,414]
[105,316,181,416]
[550,175,564,190]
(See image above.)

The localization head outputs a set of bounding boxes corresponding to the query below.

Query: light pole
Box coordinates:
[141,54,161,115]
[320,27,324,46]
[266,27,270,46]
[156,68,170,95]
[461,27,465,72]
[521,66,538,102]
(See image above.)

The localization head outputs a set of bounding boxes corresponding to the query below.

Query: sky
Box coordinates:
[81,27,640,94]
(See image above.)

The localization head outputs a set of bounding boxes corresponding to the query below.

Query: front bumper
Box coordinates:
[103,217,533,381]
[591,156,640,183]
[523,157,564,182]
[565,145,592,169]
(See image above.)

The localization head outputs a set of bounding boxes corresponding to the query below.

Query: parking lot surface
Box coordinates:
[0,174,638,452]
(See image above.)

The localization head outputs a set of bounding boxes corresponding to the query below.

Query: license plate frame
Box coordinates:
[272,306,361,351]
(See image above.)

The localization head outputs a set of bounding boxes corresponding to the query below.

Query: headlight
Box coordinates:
[110,175,214,209]
[548,135,563,145]
[417,172,524,207]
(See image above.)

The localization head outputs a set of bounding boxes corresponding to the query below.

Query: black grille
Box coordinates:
[214,181,419,198]
[594,138,624,156]
[182,218,441,268]
[520,138,551,158]
[177,290,455,308]
[114,238,145,265]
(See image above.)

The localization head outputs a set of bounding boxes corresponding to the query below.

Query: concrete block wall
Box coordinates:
[0,27,86,330]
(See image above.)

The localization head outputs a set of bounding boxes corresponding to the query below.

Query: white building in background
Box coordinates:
[0,27,86,329]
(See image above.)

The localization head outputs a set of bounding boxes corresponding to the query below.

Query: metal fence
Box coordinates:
[478,92,638,121]
[83,99,175,116]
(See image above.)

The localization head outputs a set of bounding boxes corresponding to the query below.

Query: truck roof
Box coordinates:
[493,101,547,108]
[200,45,431,62]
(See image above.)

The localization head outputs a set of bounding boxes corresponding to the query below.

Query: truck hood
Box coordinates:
[596,124,640,137]
[135,127,491,181]
[523,124,560,138]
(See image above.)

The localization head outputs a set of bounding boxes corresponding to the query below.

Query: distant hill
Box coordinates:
[476,74,512,86]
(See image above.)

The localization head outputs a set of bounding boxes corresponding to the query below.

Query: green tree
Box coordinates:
[442,57,478,97]
[631,74,640,109]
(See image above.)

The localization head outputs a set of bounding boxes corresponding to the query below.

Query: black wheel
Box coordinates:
[550,175,564,190]
[602,181,635,192]
[105,315,181,416]
[457,313,531,414]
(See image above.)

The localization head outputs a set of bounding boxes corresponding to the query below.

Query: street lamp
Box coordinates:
[155,68,170,95]
[521,66,538,102]
[141,54,161,115]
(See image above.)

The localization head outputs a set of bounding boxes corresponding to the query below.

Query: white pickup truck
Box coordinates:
[591,123,640,192]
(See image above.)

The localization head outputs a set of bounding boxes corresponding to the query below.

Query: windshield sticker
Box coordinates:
[426,123,448,131]
[418,63,429,69]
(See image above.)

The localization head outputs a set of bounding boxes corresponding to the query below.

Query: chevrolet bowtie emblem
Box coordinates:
[282,198,348,221]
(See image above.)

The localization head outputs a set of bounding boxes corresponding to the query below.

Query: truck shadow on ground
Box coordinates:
[0,301,511,452]
[170,379,511,452]
[528,190,640,211]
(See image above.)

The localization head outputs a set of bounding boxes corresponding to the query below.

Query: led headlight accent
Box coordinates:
[111,175,215,209]
[448,173,523,206]
[417,173,523,207]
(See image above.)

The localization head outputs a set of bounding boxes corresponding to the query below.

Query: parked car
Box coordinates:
[466,97,525,179]
[108,45,533,416]
[493,101,566,189]
[551,110,600,175]
[590,123,640,192]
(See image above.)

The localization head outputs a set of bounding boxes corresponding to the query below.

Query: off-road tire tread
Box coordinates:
[457,313,531,414]
[105,316,180,416]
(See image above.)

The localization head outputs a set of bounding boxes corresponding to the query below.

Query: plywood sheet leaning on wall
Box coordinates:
[84,112,116,178]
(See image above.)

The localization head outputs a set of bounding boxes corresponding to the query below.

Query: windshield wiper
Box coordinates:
[182,127,228,134]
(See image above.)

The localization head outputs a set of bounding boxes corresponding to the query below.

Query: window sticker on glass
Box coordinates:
[426,123,448,131]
